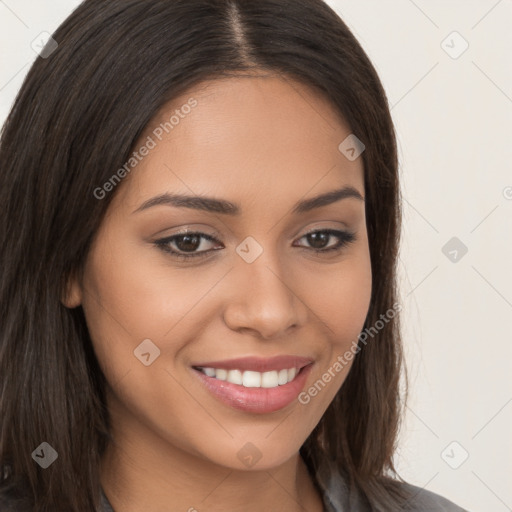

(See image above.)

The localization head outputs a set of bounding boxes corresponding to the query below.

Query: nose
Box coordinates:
[222,253,307,340]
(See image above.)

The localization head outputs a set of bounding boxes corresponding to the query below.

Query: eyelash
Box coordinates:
[154,228,356,261]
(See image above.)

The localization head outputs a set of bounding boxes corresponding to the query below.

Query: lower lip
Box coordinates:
[192,364,313,414]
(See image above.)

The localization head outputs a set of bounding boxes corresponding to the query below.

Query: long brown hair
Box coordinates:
[0,0,405,509]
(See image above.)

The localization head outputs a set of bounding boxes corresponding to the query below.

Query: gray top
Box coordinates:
[99,458,469,512]
[314,457,469,511]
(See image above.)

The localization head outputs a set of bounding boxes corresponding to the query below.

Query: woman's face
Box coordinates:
[65,75,372,470]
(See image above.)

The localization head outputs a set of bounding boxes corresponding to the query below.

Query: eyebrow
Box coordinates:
[132,185,364,215]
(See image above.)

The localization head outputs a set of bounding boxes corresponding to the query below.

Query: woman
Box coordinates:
[0,0,468,510]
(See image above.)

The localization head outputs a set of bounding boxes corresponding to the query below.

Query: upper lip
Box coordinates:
[192,355,314,373]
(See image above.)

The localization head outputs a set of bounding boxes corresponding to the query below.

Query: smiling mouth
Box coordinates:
[190,355,314,413]
[193,366,304,388]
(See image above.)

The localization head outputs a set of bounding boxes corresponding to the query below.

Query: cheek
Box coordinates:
[78,232,166,381]
[294,247,372,416]
[304,248,372,352]
[326,258,372,348]
[79,230,233,389]
[79,238,215,449]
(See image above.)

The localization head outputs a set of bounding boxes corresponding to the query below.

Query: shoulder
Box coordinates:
[315,456,468,512]
[397,480,469,512]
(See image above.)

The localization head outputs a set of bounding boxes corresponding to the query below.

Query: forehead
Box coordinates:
[116,75,364,211]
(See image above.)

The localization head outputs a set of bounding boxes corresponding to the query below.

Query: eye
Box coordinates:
[154,231,222,261]
[293,228,356,254]
[154,228,357,261]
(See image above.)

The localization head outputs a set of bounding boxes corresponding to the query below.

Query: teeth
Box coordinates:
[277,369,288,385]
[261,371,278,388]
[215,369,227,381]
[227,369,243,385]
[203,367,216,377]
[242,371,261,387]
[199,367,300,387]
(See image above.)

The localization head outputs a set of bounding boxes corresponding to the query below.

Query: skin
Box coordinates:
[63,74,372,512]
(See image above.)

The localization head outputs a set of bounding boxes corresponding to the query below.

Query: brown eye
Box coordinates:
[155,232,222,260]
[294,229,356,253]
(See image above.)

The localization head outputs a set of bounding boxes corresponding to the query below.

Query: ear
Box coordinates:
[60,270,83,309]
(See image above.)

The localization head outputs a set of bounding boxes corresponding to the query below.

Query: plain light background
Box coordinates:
[1,1,511,511]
